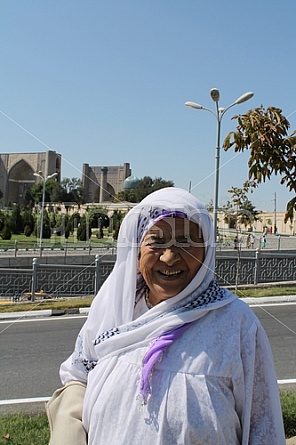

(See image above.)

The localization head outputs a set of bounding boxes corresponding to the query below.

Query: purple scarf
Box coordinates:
[138,322,193,403]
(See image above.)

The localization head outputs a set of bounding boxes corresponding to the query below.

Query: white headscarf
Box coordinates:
[60,187,235,384]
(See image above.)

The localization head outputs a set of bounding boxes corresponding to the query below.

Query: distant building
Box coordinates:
[82,162,131,202]
[0,151,61,206]
[216,209,294,236]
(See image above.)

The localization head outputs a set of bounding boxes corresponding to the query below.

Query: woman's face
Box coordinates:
[139,217,204,305]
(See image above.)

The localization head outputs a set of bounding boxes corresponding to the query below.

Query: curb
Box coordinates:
[241,295,296,305]
[1,296,296,320]
[0,307,90,320]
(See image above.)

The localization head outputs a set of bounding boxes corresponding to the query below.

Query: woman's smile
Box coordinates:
[158,269,183,277]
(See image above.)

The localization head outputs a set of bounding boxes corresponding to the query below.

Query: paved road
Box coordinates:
[0,304,295,412]
[0,315,85,409]
[251,303,296,380]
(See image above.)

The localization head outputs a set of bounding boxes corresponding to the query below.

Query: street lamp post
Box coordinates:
[33,171,58,256]
[185,88,254,244]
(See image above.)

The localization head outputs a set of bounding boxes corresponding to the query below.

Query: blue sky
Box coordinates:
[1,0,296,211]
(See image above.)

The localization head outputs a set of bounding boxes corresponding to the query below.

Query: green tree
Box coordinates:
[226,181,259,229]
[0,211,5,231]
[24,188,35,209]
[111,210,125,240]
[9,204,23,234]
[116,189,138,203]
[77,216,91,241]
[34,210,51,239]
[53,214,68,237]
[42,210,51,239]
[30,180,54,205]
[29,179,67,205]
[205,199,214,212]
[62,178,84,204]
[69,212,81,233]
[88,210,109,229]
[223,106,296,222]
[1,223,12,240]
[24,224,32,236]
[47,181,67,203]
[23,209,35,233]
[116,176,174,203]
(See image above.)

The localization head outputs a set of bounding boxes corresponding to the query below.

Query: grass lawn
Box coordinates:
[234,285,296,299]
[0,296,94,313]
[0,232,114,250]
[0,413,49,445]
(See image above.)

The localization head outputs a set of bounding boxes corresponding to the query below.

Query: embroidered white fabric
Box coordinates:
[84,299,285,444]
[59,187,285,444]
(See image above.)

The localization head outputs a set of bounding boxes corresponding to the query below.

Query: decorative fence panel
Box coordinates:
[215,257,255,286]
[257,253,296,283]
[1,252,296,301]
[36,264,96,297]
[0,269,32,298]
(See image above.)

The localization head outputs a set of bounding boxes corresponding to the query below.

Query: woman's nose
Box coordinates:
[159,246,180,265]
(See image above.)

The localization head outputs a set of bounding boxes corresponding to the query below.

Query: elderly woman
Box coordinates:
[47,187,285,444]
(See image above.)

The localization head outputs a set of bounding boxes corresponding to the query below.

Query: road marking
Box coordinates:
[278,379,296,385]
[0,315,87,324]
[0,397,50,405]
[249,302,296,307]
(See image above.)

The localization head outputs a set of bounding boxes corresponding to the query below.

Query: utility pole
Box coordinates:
[273,192,277,235]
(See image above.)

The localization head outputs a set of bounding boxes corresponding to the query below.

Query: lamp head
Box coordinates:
[185,101,203,110]
[210,88,220,102]
[33,171,44,178]
[234,92,254,105]
[48,172,58,180]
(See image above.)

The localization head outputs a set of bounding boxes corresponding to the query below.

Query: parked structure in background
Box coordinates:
[0,151,61,206]
[82,162,131,202]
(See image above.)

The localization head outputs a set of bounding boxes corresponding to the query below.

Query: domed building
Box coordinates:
[123,175,140,190]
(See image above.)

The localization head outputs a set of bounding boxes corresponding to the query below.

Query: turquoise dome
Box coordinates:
[123,175,140,190]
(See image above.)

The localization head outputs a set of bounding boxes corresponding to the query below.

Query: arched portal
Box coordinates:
[8,160,35,205]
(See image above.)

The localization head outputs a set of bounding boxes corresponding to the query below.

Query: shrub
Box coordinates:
[281,391,296,438]
[24,225,32,237]
[77,221,91,241]
[1,223,12,240]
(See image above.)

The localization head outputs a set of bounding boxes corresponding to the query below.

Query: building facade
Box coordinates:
[82,162,131,202]
[0,151,61,206]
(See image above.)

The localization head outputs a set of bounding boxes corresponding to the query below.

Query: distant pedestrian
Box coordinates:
[261,235,267,248]
[246,234,251,248]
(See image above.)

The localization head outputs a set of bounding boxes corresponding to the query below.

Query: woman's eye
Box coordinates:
[150,241,165,248]
[175,238,191,246]
[144,237,164,247]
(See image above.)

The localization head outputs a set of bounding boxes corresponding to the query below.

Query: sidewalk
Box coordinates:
[0,307,89,320]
